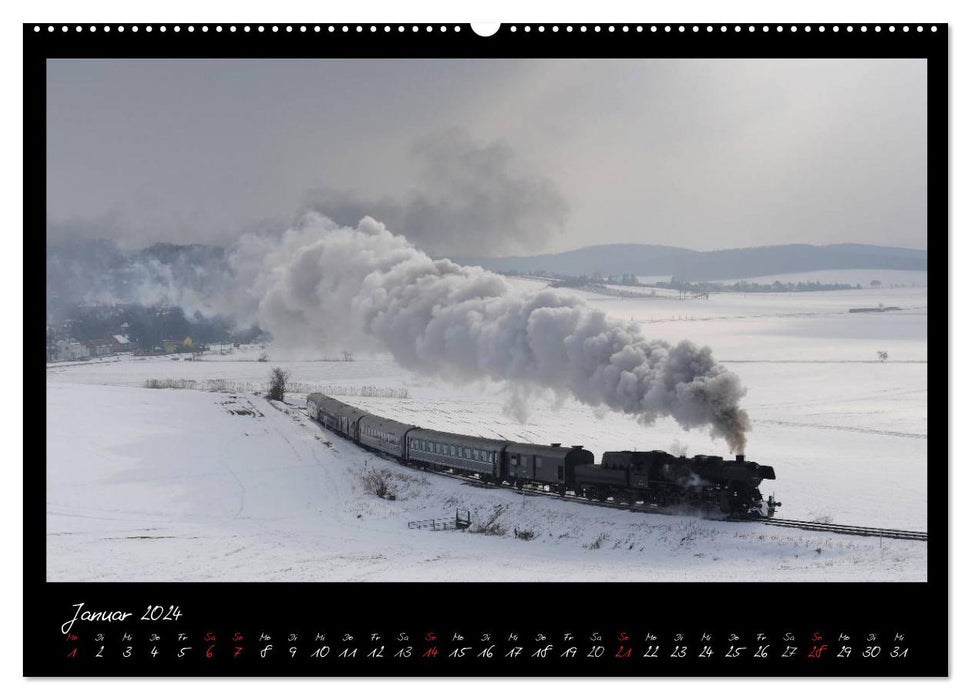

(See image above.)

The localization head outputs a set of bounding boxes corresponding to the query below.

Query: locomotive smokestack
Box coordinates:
[736,454,745,462]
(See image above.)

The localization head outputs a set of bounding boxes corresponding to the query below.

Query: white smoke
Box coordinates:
[242,214,752,452]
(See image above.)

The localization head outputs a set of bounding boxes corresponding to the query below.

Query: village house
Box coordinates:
[87,334,132,357]
[50,339,90,362]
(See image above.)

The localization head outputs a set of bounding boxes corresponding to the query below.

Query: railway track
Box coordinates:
[304,410,928,543]
[747,517,928,541]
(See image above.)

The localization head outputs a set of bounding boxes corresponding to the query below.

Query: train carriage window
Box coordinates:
[450,445,457,456]
[510,454,518,467]
[463,447,470,458]
[536,456,543,470]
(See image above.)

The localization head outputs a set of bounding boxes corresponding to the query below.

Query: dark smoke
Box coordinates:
[302,128,568,257]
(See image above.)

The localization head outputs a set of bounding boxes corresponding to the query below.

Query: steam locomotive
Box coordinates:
[306,393,779,517]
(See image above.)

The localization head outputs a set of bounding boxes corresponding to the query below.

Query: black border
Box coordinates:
[26,22,948,677]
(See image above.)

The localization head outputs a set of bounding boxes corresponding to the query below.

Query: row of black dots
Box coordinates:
[33,24,939,34]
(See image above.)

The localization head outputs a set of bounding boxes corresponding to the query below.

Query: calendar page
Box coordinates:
[26,21,946,677]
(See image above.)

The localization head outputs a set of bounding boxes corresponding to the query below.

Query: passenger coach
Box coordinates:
[407,428,506,482]
[359,414,418,461]
[306,393,368,442]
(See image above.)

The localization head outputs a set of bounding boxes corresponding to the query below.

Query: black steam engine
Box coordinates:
[307,393,778,517]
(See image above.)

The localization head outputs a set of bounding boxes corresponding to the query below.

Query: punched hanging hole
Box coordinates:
[471,23,501,37]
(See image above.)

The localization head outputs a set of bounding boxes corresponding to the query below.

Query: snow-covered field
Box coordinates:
[46,275,928,581]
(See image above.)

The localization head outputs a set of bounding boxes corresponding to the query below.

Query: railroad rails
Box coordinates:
[746,516,928,541]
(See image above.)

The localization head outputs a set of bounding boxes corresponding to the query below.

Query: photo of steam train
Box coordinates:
[307,393,780,517]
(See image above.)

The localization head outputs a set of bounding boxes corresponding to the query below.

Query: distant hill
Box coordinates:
[455,243,927,281]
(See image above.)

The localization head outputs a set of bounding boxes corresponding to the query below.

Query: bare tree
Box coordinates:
[266,367,290,401]
[341,350,354,362]
[877,350,889,362]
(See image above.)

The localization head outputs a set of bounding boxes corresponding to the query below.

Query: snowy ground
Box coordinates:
[46,274,928,581]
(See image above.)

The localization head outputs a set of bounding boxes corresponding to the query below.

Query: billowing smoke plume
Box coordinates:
[247,214,751,451]
[301,128,568,258]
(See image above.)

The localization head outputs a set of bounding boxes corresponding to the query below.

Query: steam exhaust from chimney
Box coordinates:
[246,214,752,451]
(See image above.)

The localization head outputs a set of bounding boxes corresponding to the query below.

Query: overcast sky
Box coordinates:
[46,58,927,256]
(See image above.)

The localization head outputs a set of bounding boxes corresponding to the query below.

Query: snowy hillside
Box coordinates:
[46,283,928,582]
